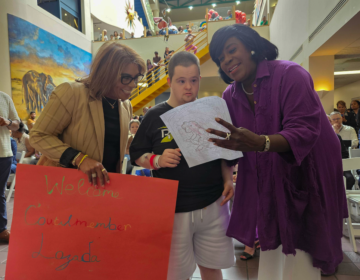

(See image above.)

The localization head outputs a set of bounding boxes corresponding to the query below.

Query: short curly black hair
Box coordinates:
[209,24,279,84]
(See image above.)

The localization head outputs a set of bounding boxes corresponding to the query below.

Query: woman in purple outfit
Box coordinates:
[206,24,347,280]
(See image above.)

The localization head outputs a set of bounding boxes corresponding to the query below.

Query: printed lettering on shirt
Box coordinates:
[158,126,174,143]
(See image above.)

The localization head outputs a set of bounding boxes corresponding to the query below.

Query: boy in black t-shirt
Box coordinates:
[130,52,234,280]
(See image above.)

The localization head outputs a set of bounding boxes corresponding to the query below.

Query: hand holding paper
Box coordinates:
[160,96,243,168]
[207,117,266,152]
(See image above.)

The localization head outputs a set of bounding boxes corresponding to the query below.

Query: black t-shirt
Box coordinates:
[130,102,223,213]
[102,97,120,172]
[164,50,174,62]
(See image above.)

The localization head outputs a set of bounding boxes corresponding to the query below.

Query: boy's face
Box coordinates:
[168,65,200,106]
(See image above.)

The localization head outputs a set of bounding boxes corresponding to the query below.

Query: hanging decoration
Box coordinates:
[125,1,136,30]
[235,10,247,24]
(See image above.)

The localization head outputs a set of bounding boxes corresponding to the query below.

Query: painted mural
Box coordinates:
[7,14,92,119]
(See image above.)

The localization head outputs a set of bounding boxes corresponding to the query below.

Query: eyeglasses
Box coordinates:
[121,74,145,85]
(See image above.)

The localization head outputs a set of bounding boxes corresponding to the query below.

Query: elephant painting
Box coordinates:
[22,70,56,113]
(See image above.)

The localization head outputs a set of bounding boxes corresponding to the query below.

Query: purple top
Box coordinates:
[147,63,154,72]
[223,60,348,274]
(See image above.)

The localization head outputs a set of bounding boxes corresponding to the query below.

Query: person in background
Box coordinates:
[185,30,198,54]
[133,115,140,121]
[207,24,347,278]
[139,107,149,123]
[8,131,17,174]
[330,111,358,149]
[0,91,20,242]
[153,51,162,82]
[260,16,268,26]
[225,10,232,19]
[164,47,174,75]
[184,24,190,33]
[178,26,184,34]
[119,32,123,39]
[12,122,35,158]
[130,32,135,39]
[99,29,108,41]
[351,100,360,129]
[125,119,140,174]
[27,111,36,131]
[244,19,251,26]
[30,42,146,186]
[337,100,357,132]
[114,31,119,39]
[146,30,153,37]
[146,59,154,88]
[110,35,114,40]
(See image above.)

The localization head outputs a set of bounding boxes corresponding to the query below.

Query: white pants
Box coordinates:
[258,245,321,280]
[167,197,235,280]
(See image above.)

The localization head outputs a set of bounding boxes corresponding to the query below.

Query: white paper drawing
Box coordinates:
[160,96,243,167]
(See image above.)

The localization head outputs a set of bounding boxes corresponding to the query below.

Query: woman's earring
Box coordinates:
[251,51,255,55]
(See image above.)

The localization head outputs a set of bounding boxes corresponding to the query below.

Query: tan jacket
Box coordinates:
[30,82,132,172]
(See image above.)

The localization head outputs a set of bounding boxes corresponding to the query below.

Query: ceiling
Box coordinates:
[334,38,360,89]
[160,0,254,22]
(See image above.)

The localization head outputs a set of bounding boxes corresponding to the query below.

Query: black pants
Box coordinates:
[344,171,355,190]
[147,72,153,87]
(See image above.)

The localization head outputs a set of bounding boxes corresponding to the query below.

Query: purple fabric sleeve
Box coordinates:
[277,65,321,166]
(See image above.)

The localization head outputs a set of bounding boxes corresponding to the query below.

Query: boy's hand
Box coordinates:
[159,148,181,168]
[221,181,234,206]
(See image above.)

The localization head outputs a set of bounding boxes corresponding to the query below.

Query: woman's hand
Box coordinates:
[206,118,265,152]
[76,155,110,188]
[159,148,181,168]
[221,181,234,206]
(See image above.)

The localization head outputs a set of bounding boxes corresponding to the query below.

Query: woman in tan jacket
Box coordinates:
[30,42,146,188]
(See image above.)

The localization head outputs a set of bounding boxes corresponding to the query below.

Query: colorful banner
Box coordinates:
[6,165,178,280]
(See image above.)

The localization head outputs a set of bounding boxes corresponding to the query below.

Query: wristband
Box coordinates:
[149,154,158,170]
[77,155,88,170]
[154,155,162,169]
[7,119,12,127]
[260,135,270,152]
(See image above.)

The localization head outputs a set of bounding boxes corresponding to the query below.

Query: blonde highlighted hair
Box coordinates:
[78,41,146,99]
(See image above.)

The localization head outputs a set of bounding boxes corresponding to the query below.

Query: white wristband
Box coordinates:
[154,155,162,169]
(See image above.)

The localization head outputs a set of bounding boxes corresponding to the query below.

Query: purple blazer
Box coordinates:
[223,60,348,274]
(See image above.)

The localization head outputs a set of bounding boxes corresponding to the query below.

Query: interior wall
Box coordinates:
[269,0,309,61]
[333,80,360,109]
[0,0,92,97]
[309,56,334,91]
[270,0,360,63]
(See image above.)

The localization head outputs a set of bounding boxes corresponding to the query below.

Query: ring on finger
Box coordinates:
[101,168,107,172]
[92,173,97,178]
[226,133,231,140]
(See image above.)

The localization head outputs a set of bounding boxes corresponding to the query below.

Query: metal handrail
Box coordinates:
[130,29,209,100]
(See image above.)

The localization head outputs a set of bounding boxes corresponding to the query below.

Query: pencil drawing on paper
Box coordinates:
[181,121,214,151]
[160,96,243,168]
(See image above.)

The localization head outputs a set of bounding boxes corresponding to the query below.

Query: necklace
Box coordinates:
[241,83,254,95]
[103,96,117,109]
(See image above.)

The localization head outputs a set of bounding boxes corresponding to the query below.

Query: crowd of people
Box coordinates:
[327,100,360,191]
[0,23,348,280]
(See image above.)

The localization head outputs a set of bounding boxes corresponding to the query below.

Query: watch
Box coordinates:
[7,119,12,127]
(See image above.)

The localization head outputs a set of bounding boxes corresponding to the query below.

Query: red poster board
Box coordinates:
[6,165,178,280]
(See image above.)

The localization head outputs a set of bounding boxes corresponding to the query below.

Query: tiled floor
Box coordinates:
[0,199,359,279]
